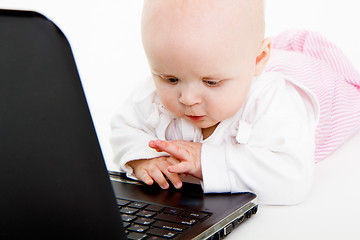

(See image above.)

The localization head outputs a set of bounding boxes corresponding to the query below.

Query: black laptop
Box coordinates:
[0,9,258,240]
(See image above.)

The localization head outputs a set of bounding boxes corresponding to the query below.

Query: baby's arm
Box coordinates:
[110,82,173,178]
[198,78,319,205]
[127,156,183,189]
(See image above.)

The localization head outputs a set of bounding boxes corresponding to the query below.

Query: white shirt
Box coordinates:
[110,71,319,205]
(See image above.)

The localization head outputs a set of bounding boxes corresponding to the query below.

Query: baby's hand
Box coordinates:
[127,157,183,189]
[149,140,202,179]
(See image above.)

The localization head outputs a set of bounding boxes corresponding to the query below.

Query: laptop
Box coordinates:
[0,9,258,240]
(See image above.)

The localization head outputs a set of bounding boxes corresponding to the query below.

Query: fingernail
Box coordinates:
[148,140,155,147]
[145,179,153,185]
[175,182,182,189]
[161,183,169,189]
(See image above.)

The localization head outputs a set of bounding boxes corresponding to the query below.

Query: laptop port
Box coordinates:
[237,215,245,224]
[245,210,252,218]
[209,232,220,240]
[251,206,258,214]
[223,223,234,236]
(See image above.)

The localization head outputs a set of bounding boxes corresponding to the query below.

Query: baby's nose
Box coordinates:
[179,86,201,106]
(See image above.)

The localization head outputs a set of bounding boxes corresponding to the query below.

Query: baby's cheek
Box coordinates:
[160,96,182,117]
[210,98,242,120]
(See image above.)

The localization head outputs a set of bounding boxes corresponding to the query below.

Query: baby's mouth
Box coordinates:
[186,115,205,121]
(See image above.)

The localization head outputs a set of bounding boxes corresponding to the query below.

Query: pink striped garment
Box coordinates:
[265,30,360,162]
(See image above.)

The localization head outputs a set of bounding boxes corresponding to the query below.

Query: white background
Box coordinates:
[1,1,360,239]
[0,0,358,170]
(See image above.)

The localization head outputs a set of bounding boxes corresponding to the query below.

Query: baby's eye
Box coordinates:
[166,77,179,84]
[203,79,221,87]
[159,75,179,84]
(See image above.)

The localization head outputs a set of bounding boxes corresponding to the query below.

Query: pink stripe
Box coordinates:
[266,30,360,162]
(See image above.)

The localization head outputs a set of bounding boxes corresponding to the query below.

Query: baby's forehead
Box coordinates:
[145,0,260,21]
[142,0,264,42]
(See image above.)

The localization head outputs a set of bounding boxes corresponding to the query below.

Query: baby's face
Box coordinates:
[142,0,268,134]
[147,36,256,133]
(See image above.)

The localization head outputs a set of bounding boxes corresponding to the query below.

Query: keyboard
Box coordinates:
[117,198,211,240]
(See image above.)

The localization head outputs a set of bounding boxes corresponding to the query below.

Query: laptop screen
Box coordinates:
[0,9,126,239]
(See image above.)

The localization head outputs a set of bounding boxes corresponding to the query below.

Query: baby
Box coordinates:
[110,0,360,205]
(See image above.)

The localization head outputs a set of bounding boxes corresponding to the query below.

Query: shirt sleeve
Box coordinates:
[201,74,319,205]
[109,81,170,178]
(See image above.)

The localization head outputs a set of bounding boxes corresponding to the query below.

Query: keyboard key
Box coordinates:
[128,201,148,209]
[116,199,130,206]
[163,208,183,215]
[147,236,168,240]
[120,207,139,215]
[145,204,165,212]
[136,210,157,218]
[122,214,137,222]
[147,228,178,238]
[127,232,147,240]
[154,213,197,226]
[134,217,155,226]
[152,220,188,232]
[181,211,209,220]
[122,222,131,228]
[127,224,149,233]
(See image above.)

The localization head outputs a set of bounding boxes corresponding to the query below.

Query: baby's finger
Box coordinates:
[148,168,170,189]
[149,140,187,161]
[163,171,183,189]
[135,170,154,186]
[148,140,164,152]
[168,162,192,175]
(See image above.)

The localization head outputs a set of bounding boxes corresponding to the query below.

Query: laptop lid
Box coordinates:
[0,9,126,239]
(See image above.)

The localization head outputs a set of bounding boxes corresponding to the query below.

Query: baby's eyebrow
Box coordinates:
[151,70,175,77]
[159,74,178,79]
[201,76,229,81]
[202,77,221,80]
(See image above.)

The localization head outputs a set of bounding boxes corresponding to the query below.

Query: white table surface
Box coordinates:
[228,129,360,240]
[1,1,360,239]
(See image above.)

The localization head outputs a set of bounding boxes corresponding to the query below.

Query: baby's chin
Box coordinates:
[183,117,220,131]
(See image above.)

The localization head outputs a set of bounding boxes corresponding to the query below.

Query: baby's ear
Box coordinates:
[254,38,271,76]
